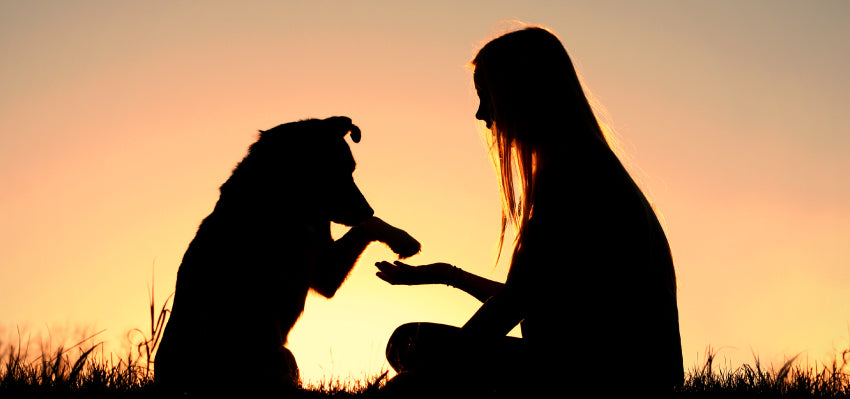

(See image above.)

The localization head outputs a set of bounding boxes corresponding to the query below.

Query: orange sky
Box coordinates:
[2,0,849,386]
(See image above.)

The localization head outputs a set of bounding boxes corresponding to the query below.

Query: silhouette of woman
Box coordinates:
[375,26,683,395]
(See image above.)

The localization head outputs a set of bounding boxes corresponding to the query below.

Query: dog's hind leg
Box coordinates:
[249,346,300,391]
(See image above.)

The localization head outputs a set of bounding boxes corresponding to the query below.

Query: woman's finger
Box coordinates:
[375,261,396,272]
[376,272,394,284]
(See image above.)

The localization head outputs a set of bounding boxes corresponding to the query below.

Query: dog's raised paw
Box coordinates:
[369,218,421,258]
[391,233,421,259]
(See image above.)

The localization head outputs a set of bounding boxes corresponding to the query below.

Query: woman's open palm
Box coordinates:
[375,261,452,286]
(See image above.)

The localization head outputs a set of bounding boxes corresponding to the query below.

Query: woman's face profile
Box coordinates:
[475,84,494,129]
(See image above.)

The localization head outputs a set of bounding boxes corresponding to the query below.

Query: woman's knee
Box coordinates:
[386,322,461,373]
[386,323,423,372]
[388,322,421,344]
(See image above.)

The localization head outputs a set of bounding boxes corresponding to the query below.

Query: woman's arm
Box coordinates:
[461,286,524,337]
[463,245,530,337]
[376,260,526,337]
[375,261,503,303]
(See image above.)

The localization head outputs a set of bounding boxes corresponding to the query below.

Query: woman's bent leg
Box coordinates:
[385,322,530,395]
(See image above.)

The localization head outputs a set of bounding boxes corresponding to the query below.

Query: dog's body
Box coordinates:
[155,117,419,394]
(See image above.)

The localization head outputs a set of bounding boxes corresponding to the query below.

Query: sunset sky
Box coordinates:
[2,0,848,386]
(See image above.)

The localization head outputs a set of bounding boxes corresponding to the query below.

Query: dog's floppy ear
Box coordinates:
[348,125,361,143]
[323,116,361,143]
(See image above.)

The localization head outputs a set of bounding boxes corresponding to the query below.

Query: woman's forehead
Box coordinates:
[472,71,486,89]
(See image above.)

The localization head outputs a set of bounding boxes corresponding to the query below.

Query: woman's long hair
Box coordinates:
[471,26,611,262]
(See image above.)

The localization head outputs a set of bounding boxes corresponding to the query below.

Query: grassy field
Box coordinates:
[3,286,849,397]
[4,329,849,398]
[2,340,849,398]
[3,335,850,398]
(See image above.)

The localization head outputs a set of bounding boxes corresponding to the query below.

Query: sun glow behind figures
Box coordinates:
[1,1,849,388]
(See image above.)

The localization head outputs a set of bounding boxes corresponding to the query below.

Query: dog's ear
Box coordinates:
[348,125,361,143]
[323,116,361,143]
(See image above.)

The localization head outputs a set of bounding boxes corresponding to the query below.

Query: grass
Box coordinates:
[5,342,850,399]
[677,346,850,398]
[2,283,849,397]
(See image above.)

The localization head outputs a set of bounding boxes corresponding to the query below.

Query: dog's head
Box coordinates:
[246,116,374,226]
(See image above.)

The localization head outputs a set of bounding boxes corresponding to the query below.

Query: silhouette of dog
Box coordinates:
[154,116,420,394]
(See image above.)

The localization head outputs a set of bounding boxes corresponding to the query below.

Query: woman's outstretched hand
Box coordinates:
[375,261,454,286]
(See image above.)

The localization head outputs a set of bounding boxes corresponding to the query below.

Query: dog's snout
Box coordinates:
[330,178,373,226]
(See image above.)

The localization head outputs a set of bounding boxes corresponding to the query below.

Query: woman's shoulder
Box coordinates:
[536,153,636,205]
[531,159,654,245]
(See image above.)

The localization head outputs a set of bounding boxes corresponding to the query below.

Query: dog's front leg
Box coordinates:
[311,216,420,298]
[310,223,373,298]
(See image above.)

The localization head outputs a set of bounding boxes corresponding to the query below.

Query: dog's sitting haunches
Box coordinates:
[154,116,420,394]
